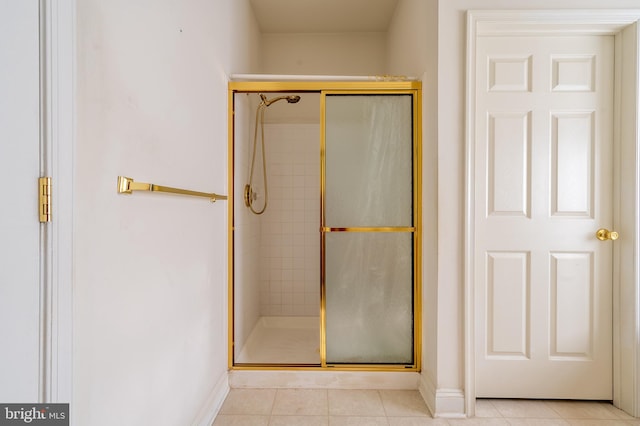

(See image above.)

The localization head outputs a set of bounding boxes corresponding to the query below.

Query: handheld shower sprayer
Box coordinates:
[245,93,301,215]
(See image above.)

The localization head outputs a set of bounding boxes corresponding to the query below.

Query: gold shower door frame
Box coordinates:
[228,80,422,372]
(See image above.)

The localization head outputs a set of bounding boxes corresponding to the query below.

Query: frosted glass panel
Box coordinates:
[325,95,413,227]
[325,232,413,364]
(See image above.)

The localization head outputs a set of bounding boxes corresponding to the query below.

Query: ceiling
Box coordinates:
[249,0,400,33]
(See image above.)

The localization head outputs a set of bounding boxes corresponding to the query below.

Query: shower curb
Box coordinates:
[228,370,420,390]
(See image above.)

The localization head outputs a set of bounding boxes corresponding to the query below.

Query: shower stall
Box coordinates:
[228,79,422,370]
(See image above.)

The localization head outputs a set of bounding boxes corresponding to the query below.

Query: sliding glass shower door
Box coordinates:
[322,93,418,366]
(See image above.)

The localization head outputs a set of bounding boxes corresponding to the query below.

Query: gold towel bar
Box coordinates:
[117,176,227,202]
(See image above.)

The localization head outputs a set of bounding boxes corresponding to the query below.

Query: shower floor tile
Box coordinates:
[235,316,321,365]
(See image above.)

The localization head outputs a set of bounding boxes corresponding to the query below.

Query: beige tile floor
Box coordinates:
[212,389,640,426]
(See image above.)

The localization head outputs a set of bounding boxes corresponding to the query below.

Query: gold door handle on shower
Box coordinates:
[596,228,619,241]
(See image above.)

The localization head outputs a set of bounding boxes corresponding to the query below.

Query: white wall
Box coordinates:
[0,0,41,403]
[261,33,387,76]
[387,0,440,412]
[435,0,640,415]
[75,1,260,424]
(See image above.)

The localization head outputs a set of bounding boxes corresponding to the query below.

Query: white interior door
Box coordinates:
[0,1,43,401]
[475,35,614,399]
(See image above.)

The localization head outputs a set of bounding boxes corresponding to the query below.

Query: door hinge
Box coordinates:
[39,177,51,223]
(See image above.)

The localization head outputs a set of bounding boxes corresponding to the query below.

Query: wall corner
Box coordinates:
[419,372,466,418]
[191,371,230,426]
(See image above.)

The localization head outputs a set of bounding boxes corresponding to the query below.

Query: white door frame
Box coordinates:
[465,10,640,417]
[40,0,75,403]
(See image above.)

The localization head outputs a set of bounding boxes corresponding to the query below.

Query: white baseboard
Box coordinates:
[418,372,437,416]
[191,372,230,426]
[419,372,466,418]
[229,370,420,390]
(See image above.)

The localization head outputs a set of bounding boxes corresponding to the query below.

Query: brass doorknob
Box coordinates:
[596,228,619,241]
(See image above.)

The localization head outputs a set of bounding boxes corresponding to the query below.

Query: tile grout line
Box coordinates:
[489,399,505,418]
[543,399,566,420]
[377,390,389,420]
[268,388,277,425]
[381,390,391,426]
[325,389,329,418]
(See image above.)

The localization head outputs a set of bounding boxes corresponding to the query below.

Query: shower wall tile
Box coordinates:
[260,123,320,317]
